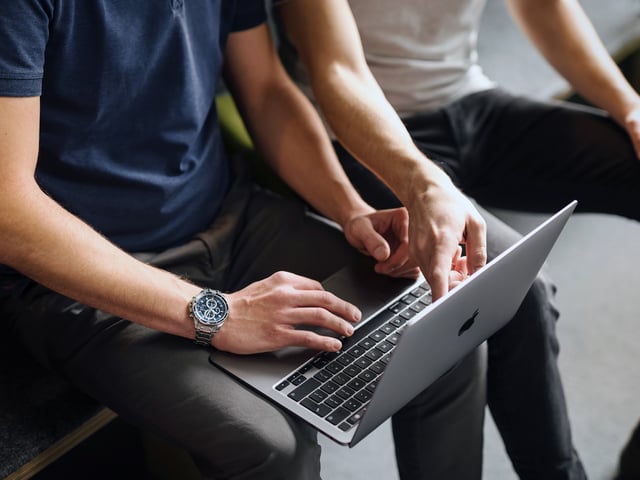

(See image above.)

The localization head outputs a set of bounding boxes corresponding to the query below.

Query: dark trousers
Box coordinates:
[1,168,486,479]
[335,87,640,479]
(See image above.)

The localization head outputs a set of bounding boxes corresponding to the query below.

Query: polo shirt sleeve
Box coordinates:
[231,0,268,32]
[0,1,53,97]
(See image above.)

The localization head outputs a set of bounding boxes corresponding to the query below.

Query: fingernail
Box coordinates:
[374,246,387,260]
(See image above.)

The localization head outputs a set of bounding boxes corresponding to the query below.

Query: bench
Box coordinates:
[2,1,640,478]
[0,335,115,480]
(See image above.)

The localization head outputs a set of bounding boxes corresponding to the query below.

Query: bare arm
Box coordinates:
[223,23,421,278]
[508,0,640,156]
[276,0,487,300]
[0,94,360,354]
[223,23,375,229]
[0,97,201,339]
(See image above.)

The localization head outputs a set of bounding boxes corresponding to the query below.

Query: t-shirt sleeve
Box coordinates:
[231,0,268,32]
[0,1,53,97]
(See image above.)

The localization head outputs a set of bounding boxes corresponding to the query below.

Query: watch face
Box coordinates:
[193,290,228,326]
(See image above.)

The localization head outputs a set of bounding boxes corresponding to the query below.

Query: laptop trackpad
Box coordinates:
[322,256,419,321]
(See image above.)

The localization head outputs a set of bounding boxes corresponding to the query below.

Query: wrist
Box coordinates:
[403,159,454,209]
[190,288,230,347]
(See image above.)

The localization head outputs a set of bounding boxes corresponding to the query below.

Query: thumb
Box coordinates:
[363,230,391,262]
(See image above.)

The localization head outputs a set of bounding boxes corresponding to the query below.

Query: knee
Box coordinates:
[489,272,560,359]
[193,414,320,480]
[522,272,560,335]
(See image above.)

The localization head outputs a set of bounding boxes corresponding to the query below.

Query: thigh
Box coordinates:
[2,286,321,480]
[451,89,640,219]
[225,188,357,290]
[392,344,487,480]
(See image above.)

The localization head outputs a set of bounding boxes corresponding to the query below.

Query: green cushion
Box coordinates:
[216,92,294,198]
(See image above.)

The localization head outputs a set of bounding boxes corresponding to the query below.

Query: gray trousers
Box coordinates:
[1,168,486,479]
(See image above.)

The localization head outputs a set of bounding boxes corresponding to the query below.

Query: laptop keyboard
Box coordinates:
[274,281,432,432]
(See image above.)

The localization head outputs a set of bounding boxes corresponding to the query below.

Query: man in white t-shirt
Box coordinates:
[274,0,640,478]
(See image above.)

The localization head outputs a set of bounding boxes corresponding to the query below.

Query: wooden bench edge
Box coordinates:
[5,408,118,480]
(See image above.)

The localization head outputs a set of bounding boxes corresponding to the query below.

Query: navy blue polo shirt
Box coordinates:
[0,1,266,294]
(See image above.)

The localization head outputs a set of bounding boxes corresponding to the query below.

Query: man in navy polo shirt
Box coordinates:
[0,1,488,478]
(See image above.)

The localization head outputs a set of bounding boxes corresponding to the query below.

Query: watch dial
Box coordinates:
[195,291,227,325]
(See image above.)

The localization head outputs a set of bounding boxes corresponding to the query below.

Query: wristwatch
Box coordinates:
[189,289,229,347]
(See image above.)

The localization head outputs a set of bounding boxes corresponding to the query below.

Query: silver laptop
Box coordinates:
[209,201,577,447]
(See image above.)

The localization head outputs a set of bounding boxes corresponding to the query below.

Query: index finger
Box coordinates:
[425,237,460,301]
[463,215,487,275]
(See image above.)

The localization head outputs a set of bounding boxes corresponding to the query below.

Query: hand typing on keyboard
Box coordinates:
[213,271,361,355]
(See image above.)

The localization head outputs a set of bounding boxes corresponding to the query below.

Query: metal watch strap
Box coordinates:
[194,324,217,347]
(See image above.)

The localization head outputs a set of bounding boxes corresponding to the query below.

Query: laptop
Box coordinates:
[209,201,577,447]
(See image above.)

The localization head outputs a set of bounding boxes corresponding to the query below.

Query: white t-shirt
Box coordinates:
[279,0,495,118]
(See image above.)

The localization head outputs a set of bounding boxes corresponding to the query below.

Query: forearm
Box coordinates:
[247,80,376,225]
[278,0,455,208]
[0,184,200,339]
[223,24,374,228]
[508,0,640,124]
[310,64,456,208]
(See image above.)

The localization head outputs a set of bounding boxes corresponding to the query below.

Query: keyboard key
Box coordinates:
[388,302,403,313]
[366,380,379,393]
[325,362,343,374]
[387,333,400,345]
[301,398,332,417]
[311,357,330,369]
[326,407,351,425]
[348,345,366,357]
[332,372,350,385]
[309,390,328,403]
[299,363,312,374]
[291,375,307,386]
[365,349,383,361]
[380,323,395,334]
[389,316,404,327]
[344,398,363,412]
[339,422,355,431]
[410,286,426,297]
[400,294,414,305]
[343,365,362,377]
[347,406,367,425]
[355,389,372,403]
[369,362,385,375]
[347,378,366,391]
[323,395,341,408]
[369,330,386,342]
[336,353,356,366]
[336,386,355,400]
[358,369,376,382]
[320,380,339,394]
[376,341,394,353]
[410,302,427,313]
[400,309,417,321]
[359,338,375,350]
[288,378,321,401]
[313,370,332,382]
[275,380,289,391]
[354,356,372,369]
